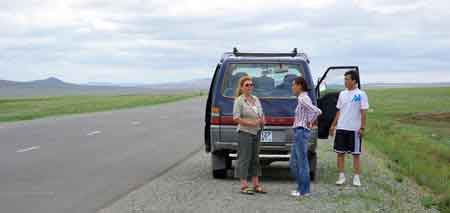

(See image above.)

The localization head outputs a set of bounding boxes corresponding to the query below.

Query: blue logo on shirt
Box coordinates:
[352,94,361,102]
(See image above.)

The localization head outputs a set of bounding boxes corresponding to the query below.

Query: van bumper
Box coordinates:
[210,125,318,156]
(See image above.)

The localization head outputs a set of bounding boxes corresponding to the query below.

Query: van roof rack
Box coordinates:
[233,47,298,57]
[221,47,310,63]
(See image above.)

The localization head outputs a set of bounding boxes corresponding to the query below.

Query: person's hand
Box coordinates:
[329,125,336,136]
[308,119,318,128]
[252,119,260,127]
[358,128,365,137]
[259,118,266,125]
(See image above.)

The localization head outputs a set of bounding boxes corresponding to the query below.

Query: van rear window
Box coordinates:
[222,63,304,98]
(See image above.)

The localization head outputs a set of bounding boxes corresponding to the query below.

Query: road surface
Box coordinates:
[0,97,205,213]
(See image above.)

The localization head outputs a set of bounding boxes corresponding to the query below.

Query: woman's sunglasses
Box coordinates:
[244,83,254,87]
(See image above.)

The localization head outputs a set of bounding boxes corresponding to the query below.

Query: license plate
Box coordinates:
[260,131,273,142]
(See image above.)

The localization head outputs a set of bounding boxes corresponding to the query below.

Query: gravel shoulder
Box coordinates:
[99,139,438,213]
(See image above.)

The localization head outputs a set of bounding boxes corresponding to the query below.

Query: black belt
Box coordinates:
[295,126,308,130]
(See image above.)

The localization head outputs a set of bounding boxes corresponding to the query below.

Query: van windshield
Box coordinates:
[222,63,304,98]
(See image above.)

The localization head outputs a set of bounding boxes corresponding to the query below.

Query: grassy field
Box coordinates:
[0,93,201,123]
[365,87,450,212]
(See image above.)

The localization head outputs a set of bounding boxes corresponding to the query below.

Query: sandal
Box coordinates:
[240,186,254,195]
[253,185,267,194]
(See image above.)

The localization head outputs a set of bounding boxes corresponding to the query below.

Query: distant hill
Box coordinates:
[144,78,211,90]
[0,77,79,89]
[86,78,212,90]
[0,77,210,97]
[31,77,75,87]
[2,76,447,98]
[0,79,19,87]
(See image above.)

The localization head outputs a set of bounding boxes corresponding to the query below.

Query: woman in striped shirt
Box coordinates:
[289,77,322,197]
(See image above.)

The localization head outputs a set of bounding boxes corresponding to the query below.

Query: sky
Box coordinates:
[1,0,450,84]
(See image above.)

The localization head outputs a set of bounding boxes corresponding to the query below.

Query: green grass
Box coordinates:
[365,87,450,212]
[0,93,200,123]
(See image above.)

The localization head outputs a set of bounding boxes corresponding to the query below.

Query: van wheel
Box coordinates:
[225,155,232,169]
[308,150,317,181]
[212,151,229,179]
[260,159,272,167]
[213,169,227,179]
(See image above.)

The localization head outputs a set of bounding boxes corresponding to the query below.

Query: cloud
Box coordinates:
[0,0,449,84]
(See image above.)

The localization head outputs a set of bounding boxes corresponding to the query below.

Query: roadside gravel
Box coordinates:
[99,139,438,213]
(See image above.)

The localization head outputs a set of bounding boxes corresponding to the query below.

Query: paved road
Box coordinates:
[0,97,205,213]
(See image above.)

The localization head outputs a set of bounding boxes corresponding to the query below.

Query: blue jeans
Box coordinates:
[289,127,311,195]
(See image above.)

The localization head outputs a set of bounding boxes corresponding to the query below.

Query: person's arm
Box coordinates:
[256,98,265,125]
[235,117,258,127]
[299,96,322,116]
[359,91,369,136]
[359,110,366,137]
[329,111,340,136]
[299,96,322,128]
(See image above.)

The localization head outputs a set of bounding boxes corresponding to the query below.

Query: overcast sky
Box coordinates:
[1,0,449,84]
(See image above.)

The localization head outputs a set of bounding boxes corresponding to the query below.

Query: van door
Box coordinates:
[204,64,221,152]
[218,62,304,143]
[316,66,360,139]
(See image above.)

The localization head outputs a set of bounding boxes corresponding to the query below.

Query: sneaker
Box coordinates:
[336,173,346,185]
[291,190,312,197]
[290,190,301,197]
[352,175,361,187]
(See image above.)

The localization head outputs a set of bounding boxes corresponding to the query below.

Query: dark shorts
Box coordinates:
[334,129,362,155]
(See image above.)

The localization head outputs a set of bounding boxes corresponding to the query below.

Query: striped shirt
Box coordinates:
[293,92,322,129]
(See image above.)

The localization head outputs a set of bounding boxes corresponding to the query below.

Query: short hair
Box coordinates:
[293,76,310,91]
[344,70,358,81]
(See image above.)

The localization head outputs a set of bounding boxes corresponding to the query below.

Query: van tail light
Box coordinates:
[211,106,237,125]
[211,107,221,125]
[211,107,220,116]
[264,117,295,126]
[211,108,293,127]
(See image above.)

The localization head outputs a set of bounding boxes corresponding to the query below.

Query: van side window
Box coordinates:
[222,63,304,98]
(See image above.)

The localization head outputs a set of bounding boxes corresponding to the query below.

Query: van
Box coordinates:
[204,48,361,179]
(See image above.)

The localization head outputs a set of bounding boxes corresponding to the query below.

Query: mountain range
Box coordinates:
[0,77,210,97]
[1,77,449,97]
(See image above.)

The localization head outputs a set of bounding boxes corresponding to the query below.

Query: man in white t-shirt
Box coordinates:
[330,70,369,187]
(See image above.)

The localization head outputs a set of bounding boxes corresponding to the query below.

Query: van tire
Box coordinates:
[213,169,227,179]
[225,155,232,169]
[212,151,229,179]
[308,150,317,181]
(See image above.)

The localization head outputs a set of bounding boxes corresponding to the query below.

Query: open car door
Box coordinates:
[315,66,361,139]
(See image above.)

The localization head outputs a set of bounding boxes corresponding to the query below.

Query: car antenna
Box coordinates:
[233,47,239,54]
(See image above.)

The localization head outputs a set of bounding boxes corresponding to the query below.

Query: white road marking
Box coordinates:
[2,191,55,197]
[16,146,40,153]
[87,130,102,136]
[131,121,141,125]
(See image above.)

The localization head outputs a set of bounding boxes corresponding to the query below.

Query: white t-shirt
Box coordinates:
[336,88,369,131]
